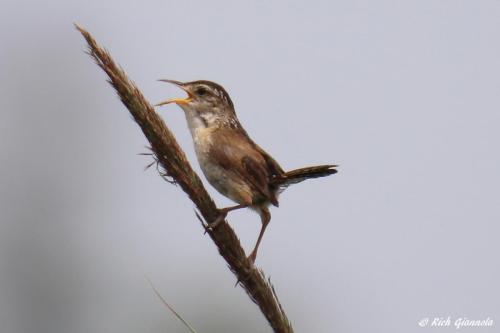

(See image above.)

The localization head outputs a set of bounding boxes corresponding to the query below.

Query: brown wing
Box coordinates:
[209,129,279,206]
[252,143,285,177]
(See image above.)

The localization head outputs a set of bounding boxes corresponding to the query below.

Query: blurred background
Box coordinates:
[1,1,499,332]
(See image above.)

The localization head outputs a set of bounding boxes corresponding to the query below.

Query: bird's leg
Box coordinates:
[206,204,248,230]
[248,207,271,263]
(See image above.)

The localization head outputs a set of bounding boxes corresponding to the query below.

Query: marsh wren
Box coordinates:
[156,80,337,262]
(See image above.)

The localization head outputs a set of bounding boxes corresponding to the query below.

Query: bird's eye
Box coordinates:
[195,87,207,96]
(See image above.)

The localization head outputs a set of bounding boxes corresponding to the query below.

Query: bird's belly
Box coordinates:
[193,132,253,205]
[198,153,254,205]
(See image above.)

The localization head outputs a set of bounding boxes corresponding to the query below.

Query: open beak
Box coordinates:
[155,79,192,107]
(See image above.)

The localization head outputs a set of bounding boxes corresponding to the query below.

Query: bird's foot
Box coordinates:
[233,250,257,288]
[247,250,257,264]
[203,209,228,234]
[203,204,249,234]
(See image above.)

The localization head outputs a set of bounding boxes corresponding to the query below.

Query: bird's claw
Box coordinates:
[203,210,228,234]
[247,251,257,264]
[234,257,256,287]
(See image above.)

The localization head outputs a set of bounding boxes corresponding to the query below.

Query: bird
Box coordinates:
[155,80,337,263]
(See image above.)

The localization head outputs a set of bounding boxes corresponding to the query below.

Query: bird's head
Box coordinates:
[156,79,238,128]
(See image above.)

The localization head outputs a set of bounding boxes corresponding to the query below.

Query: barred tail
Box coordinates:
[273,164,338,187]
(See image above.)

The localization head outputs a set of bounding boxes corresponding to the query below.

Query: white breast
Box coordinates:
[182,109,212,162]
[180,108,254,204]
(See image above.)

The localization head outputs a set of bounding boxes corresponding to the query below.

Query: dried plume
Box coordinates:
[75,24,293,333]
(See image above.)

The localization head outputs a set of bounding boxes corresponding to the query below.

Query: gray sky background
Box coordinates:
[1,1,499,332]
